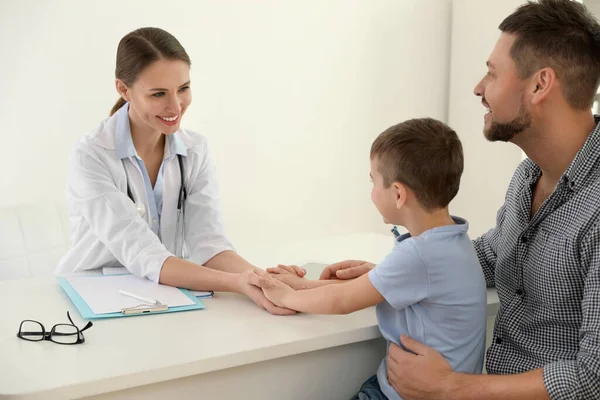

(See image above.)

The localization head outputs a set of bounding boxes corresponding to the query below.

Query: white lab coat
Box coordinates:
[54,105,234,282]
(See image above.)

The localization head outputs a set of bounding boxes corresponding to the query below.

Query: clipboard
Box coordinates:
[101,268,214,300]
[191,290,214,298]
[57,276,205,320]
[120,303,169,315]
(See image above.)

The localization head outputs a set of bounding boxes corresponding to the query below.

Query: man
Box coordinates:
[274,0,600,398]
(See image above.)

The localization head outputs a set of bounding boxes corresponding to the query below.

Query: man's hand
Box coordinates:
[254,271,296,309]
[238,270,296,315]
[387,335,454,400]
[319,260,375,280]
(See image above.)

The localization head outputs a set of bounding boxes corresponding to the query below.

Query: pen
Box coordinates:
[119,290,161,305]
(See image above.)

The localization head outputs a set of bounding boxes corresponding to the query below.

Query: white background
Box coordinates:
[1,0,531,251]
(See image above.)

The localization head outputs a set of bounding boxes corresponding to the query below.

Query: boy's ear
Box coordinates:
[392,182,407,209]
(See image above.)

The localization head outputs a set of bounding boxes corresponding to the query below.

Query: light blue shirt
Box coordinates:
[115,104,187,236]
[368,217,487,400]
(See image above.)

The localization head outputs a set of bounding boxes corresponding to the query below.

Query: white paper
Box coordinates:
[101,266,130,275]
[66,275,194,315]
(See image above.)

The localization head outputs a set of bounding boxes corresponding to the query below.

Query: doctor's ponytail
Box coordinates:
[110,27,191,116]
[110,98,127,117]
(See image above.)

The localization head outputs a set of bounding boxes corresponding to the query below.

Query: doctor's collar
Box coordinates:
[115,103,136,160]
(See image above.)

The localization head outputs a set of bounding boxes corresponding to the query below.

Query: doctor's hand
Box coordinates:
[319,260,375,280]
[253,271,295,309]
[239,270,296,316]
[387,335,454,400]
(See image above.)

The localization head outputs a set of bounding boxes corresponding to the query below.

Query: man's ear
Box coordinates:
[115,79,130,102]
[530,67,556,106]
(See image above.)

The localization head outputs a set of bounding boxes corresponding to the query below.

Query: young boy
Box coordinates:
[256,118,487,400]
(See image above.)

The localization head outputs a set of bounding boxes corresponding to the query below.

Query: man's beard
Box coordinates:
[484,102,531,142]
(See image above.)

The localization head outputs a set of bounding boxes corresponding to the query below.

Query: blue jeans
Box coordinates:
[351,374,388,400]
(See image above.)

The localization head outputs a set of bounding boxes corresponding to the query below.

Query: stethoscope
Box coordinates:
[125,154,188,259]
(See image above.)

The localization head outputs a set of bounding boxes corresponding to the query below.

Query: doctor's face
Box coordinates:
[120,59,192,136]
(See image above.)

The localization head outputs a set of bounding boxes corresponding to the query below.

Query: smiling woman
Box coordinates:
[54,27,296,316]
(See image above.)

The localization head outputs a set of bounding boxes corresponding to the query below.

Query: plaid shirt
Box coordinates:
[473,117,600,399]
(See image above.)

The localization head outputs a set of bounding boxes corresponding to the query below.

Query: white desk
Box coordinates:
[0,233,499,399]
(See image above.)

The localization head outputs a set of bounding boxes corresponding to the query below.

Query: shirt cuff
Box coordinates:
[190,241,235,266]
[543,360,580,399]
[134,245,172,284]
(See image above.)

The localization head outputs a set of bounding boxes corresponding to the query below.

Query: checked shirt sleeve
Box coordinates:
[472,203,507,288]
[543,221,600,399]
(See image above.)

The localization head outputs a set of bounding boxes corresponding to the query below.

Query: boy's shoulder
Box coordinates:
[372,237,426,277]
[405,218,479,270]
[373,217,478,274]
[401,217,471,248]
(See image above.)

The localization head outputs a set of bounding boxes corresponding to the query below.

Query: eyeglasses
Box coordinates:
[17,311,93,345]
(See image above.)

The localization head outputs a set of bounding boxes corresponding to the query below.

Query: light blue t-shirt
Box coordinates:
[368,217,487,400]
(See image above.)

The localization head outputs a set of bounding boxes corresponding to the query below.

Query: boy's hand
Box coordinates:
[267,264,311,289]
[319,260,375,280]
[266,264,306,277]
[271,273,311,290]
[254,271,295,308]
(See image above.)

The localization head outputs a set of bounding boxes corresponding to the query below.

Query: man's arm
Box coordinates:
[539,222,600,399]
[472,203,507,288]
[449,369,548,400]
[257,273,384,314]
[386,336,550,400]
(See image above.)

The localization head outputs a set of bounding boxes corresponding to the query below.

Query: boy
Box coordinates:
[256,118,487,400]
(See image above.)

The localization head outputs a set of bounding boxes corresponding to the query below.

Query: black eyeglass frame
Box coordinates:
[17,311,93,345]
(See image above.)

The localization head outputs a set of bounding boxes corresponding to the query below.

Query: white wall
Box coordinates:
[0,0,453,253]
[584,0,600,18]
[448,0,525,238]
[448,1,526,363]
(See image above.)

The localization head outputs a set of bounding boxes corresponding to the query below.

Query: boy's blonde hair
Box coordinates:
[370,118,464,210]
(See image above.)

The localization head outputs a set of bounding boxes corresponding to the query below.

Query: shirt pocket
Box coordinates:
[524,225,583,319]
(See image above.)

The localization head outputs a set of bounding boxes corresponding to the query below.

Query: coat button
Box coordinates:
[521,236,528,243]
[496,337,502,345]
[516,289,524,296]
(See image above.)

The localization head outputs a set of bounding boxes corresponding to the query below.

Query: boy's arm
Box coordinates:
[279,274,350,290]
[303,279,349,288]
[256,272,384,314]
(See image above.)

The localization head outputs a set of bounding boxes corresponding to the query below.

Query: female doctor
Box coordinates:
[55,27,298,315]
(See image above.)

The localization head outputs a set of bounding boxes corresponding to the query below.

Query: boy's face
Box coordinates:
[370,158,402,225]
